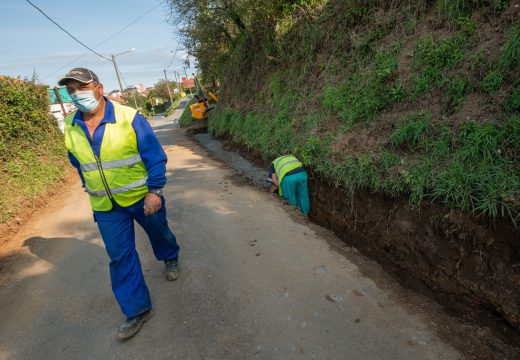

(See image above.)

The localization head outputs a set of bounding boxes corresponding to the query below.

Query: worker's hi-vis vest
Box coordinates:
[272,155,303,197]
[64,101,148,211]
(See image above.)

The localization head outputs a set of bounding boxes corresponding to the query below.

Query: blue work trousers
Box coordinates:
[280,171,310,216]
[94,196,180,319]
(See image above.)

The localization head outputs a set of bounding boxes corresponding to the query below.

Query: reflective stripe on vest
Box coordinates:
[64,101,149,211]
[86,177,148,197]
[80,154,143,172]
[272,155,303,197]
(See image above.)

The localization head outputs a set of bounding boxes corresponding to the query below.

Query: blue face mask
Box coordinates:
[70,90,100,113]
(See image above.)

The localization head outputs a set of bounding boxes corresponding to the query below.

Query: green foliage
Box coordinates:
[390,113,431,147]
[403,18,417,35]
[457,16,478,37]
[481,70,503,93]
[503,115,520,153]
[432,157,519,221]
[455,122,502,163]
[507,85,520,112]
[436,0,496,22]
[0,77,67,223]
[322,47,402,125]
[178,1,520,225]
[418,121,520,221]
[498,23,520,72]
[446,76,472,108]
[411,34,467,98]
[436,0,472,21]
[165,95,182,117]
[178,97,197,127]
[493,0,509,11]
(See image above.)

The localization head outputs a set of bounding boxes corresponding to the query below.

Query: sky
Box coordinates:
[0,0,191,92]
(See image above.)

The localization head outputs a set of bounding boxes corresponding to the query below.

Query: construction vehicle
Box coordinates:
[189,76,219,121]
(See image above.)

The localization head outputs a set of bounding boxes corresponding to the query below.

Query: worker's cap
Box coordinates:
[58,68,99,86]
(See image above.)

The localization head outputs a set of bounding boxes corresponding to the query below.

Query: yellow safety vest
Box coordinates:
[64,101,149,211]
[272,155,303,197]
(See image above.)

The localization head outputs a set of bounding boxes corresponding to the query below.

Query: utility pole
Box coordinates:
[163,69,174,106]
[131,89,138,109]
[183,67,193,96]
[174,71,182,93]
[53,86,67,116]
[111,55,124,93]
[110,48,135,107]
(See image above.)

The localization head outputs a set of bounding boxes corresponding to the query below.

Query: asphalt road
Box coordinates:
[0,107,461,359]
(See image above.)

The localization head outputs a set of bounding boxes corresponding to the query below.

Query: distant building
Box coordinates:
[135,82,147,94]
[181,77,195,89]
[107,91,125,103]
[48,86,76,132]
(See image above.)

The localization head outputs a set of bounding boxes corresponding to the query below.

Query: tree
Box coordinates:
[149,79,178,102]
[164,0,314,81]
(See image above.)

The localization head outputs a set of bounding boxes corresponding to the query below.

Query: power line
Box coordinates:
[43,3,161,80]
[166,41,181,69]
[25,0,111,61]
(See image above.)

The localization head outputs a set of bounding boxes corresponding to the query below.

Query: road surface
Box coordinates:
[0,107,460,359]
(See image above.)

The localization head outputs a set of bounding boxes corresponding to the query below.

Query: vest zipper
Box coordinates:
[95,155,114,199]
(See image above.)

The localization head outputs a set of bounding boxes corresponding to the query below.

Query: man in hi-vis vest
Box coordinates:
[269,155,310,216]
[59,68,180,340]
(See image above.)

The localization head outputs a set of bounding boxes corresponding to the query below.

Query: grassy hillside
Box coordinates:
[208,1,520,225]
[0,77,67,224]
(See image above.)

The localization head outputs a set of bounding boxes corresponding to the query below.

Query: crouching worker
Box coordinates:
[59,68,180,340]
[268,155,310,216]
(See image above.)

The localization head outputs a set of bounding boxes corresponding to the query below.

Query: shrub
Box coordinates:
[0,77,67,223]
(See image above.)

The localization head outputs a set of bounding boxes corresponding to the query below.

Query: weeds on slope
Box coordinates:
[322,43,404,126]
[391,115,520,223]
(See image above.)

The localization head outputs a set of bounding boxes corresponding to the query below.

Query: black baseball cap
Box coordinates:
[58,67,99,86]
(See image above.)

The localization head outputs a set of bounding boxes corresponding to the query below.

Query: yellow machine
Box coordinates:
[189,77,219,121]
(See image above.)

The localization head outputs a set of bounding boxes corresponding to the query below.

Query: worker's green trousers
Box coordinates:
[280,171,310,216]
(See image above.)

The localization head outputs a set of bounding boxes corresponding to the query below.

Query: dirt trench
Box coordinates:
[309,174,520,339]
[201,130,520,356]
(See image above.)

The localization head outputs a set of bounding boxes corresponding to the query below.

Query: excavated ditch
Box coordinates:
[191,129,520,356]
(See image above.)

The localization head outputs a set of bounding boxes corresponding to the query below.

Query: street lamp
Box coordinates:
[111,48,135,94]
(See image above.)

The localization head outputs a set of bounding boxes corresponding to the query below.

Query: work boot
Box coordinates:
[165,258,180,281]
[117,309,154,340]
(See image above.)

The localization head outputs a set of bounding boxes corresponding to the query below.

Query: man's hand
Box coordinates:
[144,193,162,216]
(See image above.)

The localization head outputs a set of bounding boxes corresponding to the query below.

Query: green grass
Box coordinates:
[446,76,472,108]
[481,70,503,93]
[211,103,520,223]
[436,0,471,21]
[411,34,466,98]
[322,45,403,125]
[508,86,520,112]
[390,113,431,147]
[178,97,197,127]
[499,23,520,72]
[164,96,181,117]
